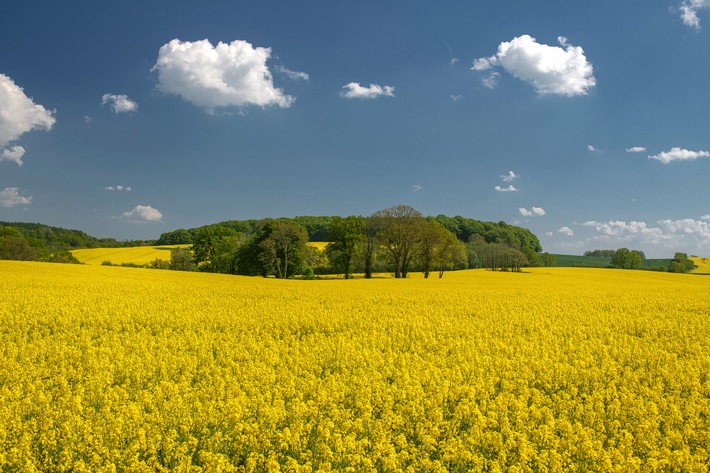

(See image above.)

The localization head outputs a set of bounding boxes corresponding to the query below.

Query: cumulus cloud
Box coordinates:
[449,94,463,102]
[121,205,163,222]
[500,171,519,182]
[495,185,518,192]
[105,185,132,192]
[702,214,710,220]
[519,207,546,217]
[558,226,574,236]
[274,65,310,81]
[152,38,294,112]
[472,35,595,96]
[657,218,710,238]
[412,184,423,192]
[340,82,395,99]
[101,93,138,113]
[0,73,55,163]
[587,144,601,152]
[626,146,646,153]
[648,147,710,163]
[680,0,710,28]
[1,146,26,166]
[0,187,32,207]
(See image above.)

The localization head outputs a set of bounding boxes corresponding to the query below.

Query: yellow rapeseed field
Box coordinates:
[691,257,710,274]
[71,245,188,266]
[1,262,709,472]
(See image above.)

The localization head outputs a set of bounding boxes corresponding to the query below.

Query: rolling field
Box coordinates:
[71,245,189,265]
[1,262,709,471]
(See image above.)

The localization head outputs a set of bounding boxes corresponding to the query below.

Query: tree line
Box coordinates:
[154,205,543,279]
[586,248,696,273]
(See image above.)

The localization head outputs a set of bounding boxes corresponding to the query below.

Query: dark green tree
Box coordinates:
[0,237,40,261]
[257,220,309,279]
[169,247,197,271]
[325,216,365,279]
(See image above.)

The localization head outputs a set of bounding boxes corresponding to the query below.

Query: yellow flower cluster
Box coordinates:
[1,262,709,472]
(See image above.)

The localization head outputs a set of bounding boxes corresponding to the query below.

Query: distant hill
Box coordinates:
[0,221,151,253]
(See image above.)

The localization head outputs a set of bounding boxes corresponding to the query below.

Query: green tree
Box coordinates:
[669,252,695,273]
[258,220,309,279]
[0,237,40,261]
[325,216,365,279]
[540,252,556,267]
[418,220,462,278]
[192,225,238,272]
[611,248,642,269]
[372,205,425,278]
[169,247,197,271]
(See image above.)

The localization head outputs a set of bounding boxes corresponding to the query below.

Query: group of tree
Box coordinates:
[0,226,81,263]
[668,252,696,273]
[592,248,696,273]
[0,221,155,251]
[161,205,542,279]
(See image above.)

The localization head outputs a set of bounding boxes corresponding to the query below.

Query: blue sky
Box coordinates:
[2,0,710,257]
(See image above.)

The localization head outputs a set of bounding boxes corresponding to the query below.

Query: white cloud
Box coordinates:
[121,205,163,222]
[495,185,518,192]
[582,220,661,237]
[101,93,138,113]
[587,144,600,152]
[0,187,32,207]
[412,184,423,192]
[1,146,26,166]
[558,226,574,236]
[472,35,595,96]
[0,73,55,162]
[702,214,710,220]
[152,38,294,111]
[275,65,310,81]
[626,146,646,153]
[449,94,463,102]
[648,147,710,163]
[680,0,710,28]
[105,185,132,192]
[482,72,501,89]
[519,206,545,217]
[657,218,710,238]
[500,170,519,182]
[341,82,395,99]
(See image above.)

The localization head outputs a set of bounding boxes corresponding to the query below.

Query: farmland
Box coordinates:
[71,244,188,266]
[1,262,709,471]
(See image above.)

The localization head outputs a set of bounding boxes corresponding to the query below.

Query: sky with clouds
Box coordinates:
[1,1,710,257]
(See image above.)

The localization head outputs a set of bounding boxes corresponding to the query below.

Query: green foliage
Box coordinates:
[668,253,696,273]
[325,216,365,279]
[46,251,82,264]
[434,215,542,253]
[0,221,146,251]
[0,237,40,261]
[540,252,556,267]
[149,258,170,270]
[192,225,240,272]
[169,247,197,271]
[610,248,643,270]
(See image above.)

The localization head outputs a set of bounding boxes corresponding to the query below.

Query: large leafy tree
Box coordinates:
[418,220,462,278]
[371,205,426,278]
[325,216,365,279]
[257,219,309,279]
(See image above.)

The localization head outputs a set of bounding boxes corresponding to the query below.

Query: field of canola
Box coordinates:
[71,245,188,266]
[1,262,709,472]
